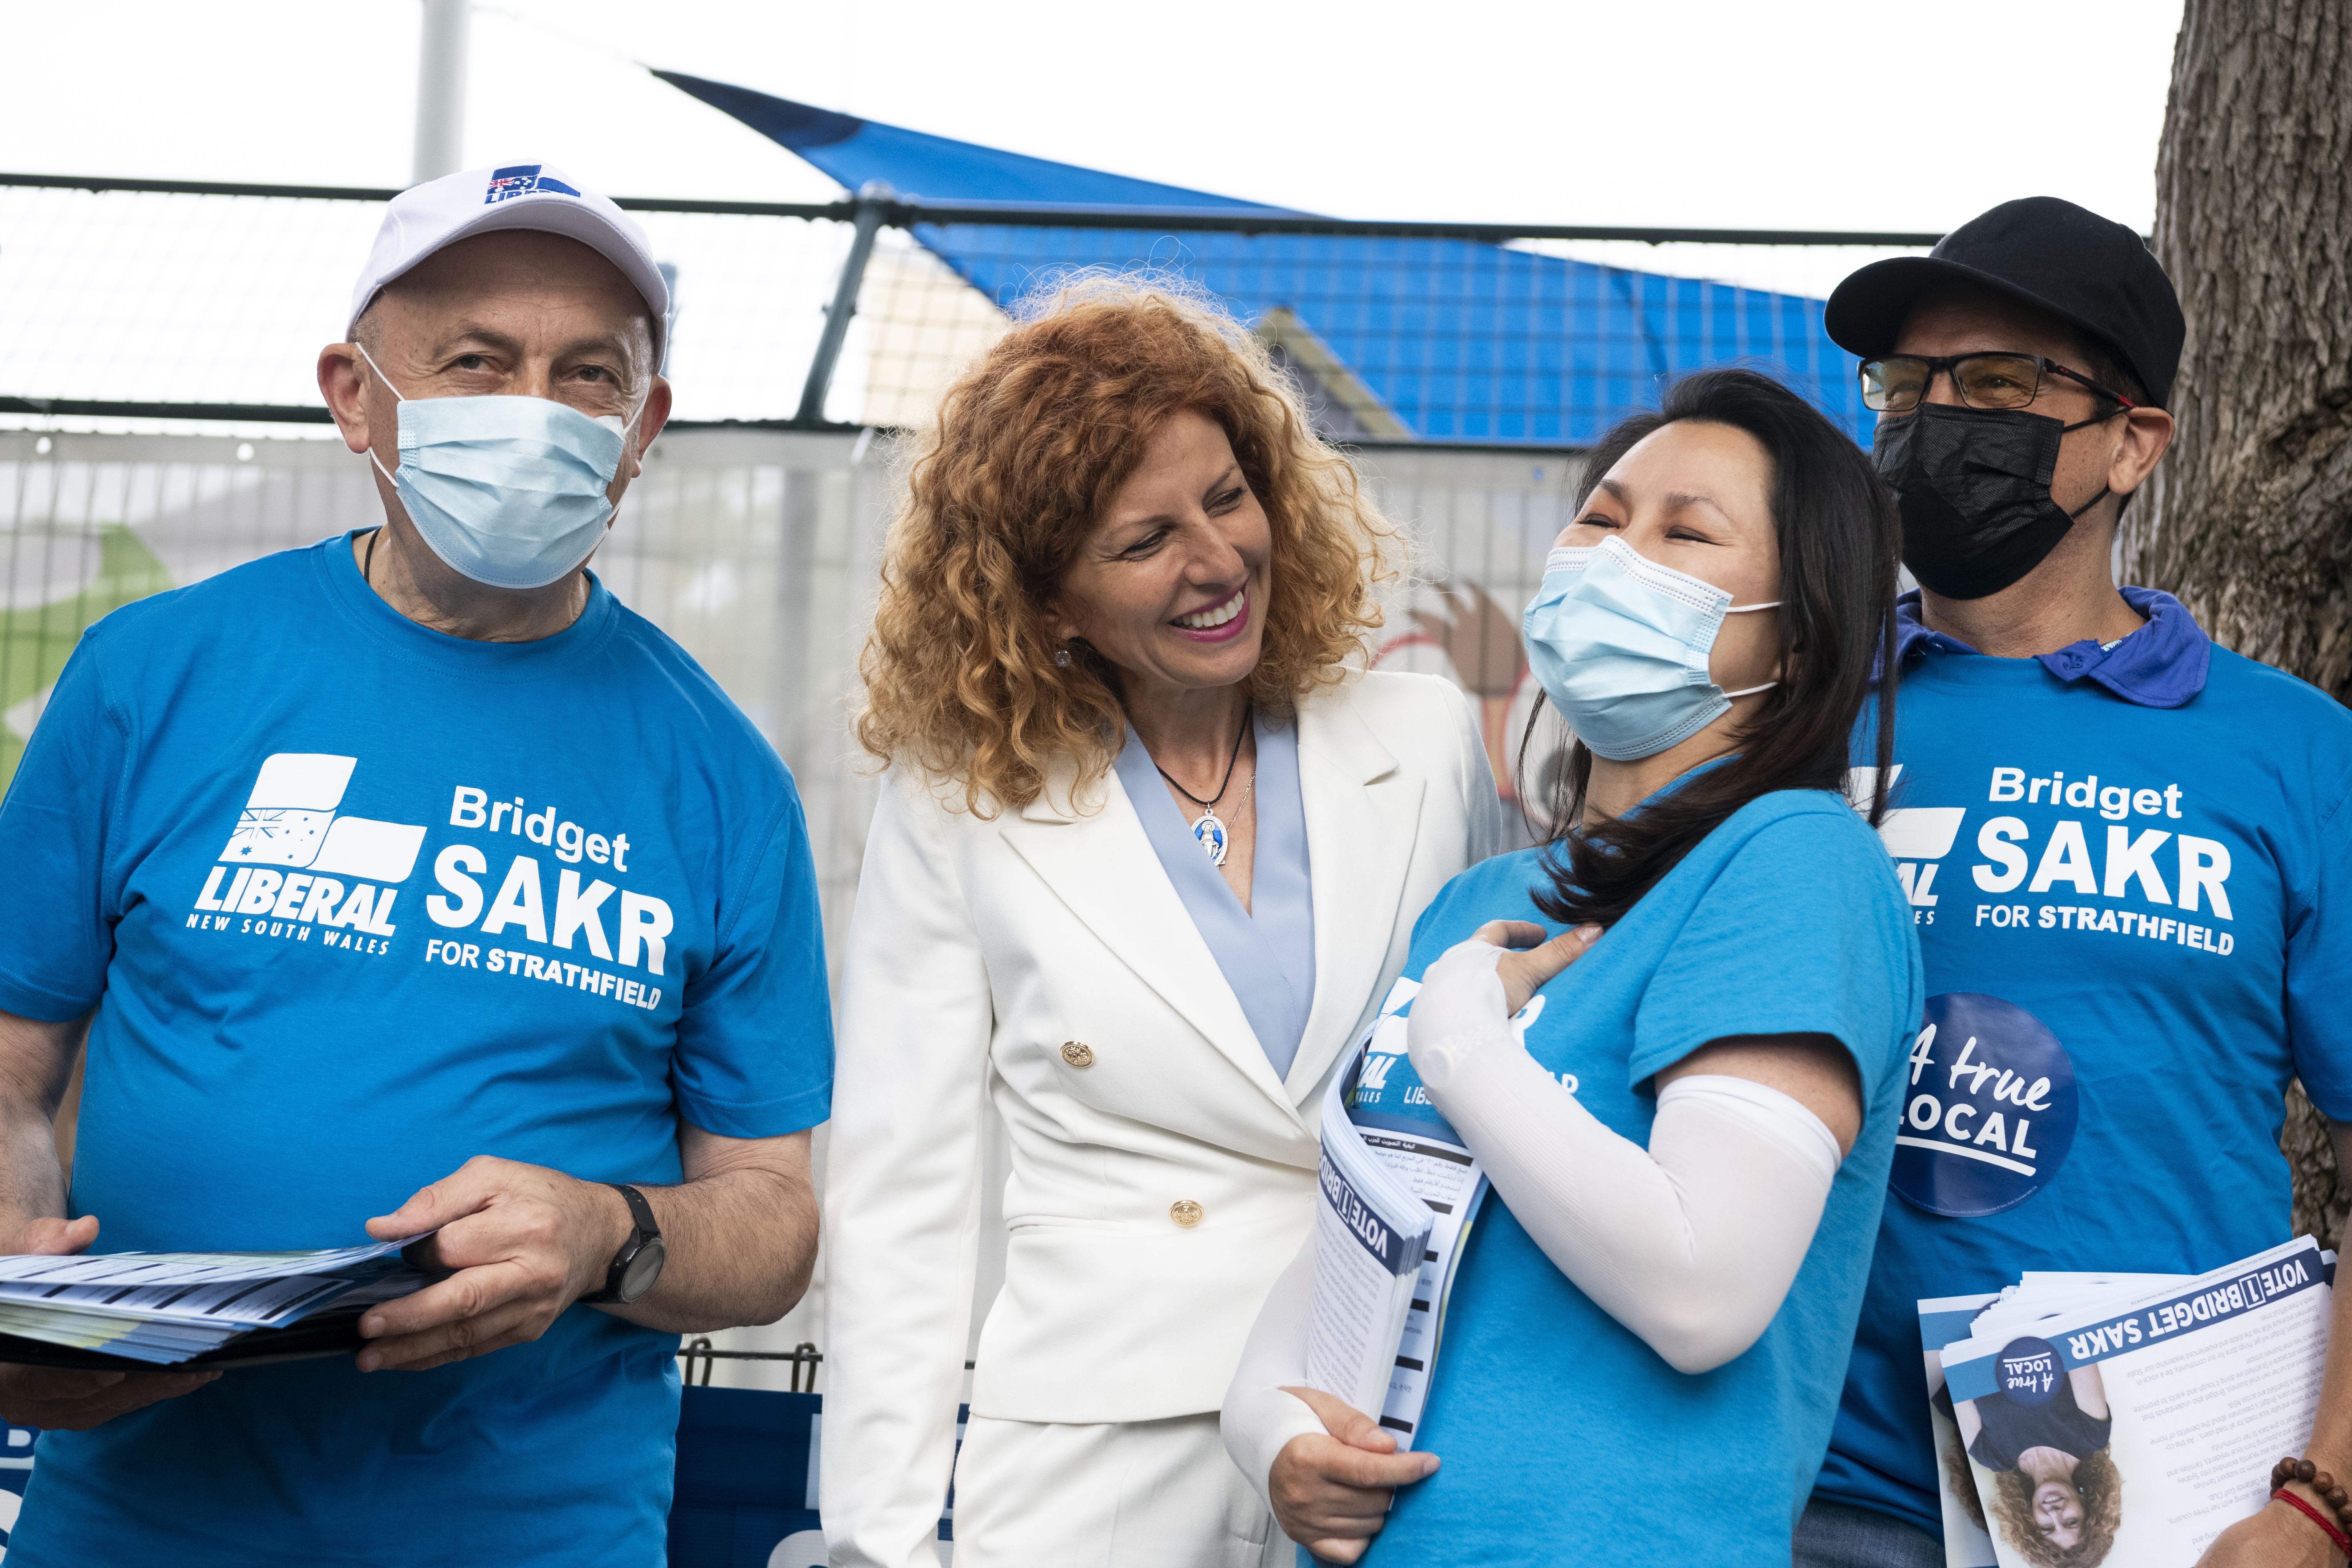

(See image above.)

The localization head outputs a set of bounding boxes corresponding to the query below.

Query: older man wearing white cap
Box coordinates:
[0,164,831,1566]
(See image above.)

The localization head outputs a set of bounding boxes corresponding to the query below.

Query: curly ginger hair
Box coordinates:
[1987,1449,2124,1567]
[856,278,1402,815]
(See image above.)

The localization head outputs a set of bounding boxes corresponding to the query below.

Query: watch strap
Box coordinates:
[610,1182,659,1243]
[581,1183,661,1304]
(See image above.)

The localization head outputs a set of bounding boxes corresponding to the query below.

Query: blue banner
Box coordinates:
[1945,1244,2324,1401]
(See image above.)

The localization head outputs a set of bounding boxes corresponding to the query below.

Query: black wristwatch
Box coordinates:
[581,1183,665,1305]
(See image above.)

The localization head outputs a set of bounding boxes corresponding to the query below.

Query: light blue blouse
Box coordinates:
[1113,716,1316,1079]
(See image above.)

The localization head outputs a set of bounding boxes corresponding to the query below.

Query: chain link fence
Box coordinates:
[1,173,1934,1385]
[0,174,1934,435]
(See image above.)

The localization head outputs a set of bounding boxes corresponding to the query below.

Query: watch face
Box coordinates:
[619,1238,666,1303]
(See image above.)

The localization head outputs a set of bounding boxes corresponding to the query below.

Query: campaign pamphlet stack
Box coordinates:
[0,1238,432,1370]
[1303,976,1501,1446]
[1921,1238,2334,1567]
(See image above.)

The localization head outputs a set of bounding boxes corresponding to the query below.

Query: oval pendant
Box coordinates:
[1191,810,1229,867]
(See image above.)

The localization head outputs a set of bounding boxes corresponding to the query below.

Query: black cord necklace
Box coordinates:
[1153,706,1251,867]
[362,526,380,585]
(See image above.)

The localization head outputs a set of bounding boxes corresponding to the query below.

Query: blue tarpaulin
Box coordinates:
[657,71,1874,446]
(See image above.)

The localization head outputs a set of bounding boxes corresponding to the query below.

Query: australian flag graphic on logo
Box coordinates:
[484,164,582,204]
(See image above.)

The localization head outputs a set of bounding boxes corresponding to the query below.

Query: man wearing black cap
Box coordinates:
[1797,197,2352,1566]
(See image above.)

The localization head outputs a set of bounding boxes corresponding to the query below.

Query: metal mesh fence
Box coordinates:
[0,427,892,962]
[1,176,1932,1385]
[0,422,1578,1388]
[0,429,1576,937]
[0,176,1934,438]
[0,175,1938,1001]
[867,220,1883,444]
[0,183,856,424]
[0,185,382,411]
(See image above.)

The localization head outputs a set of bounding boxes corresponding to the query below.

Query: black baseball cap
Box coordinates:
[1825,196,2185,408]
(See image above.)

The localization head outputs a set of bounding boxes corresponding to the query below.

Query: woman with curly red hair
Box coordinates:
[1952,1365,2124,1566]
[818,281,1501,1567]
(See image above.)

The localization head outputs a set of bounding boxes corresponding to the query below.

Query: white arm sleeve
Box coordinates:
[1407,940,1844,1375]
[1220,1238,1329,1512]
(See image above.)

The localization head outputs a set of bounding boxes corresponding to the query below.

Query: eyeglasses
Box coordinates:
[1858,353,2137,414]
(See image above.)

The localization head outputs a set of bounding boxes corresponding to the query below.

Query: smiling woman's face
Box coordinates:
[1050,408,1272,698]
[2033,1477,2085,1546]
[1555,417,1784,697]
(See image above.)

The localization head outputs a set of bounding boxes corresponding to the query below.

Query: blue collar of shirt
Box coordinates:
[1890,587,2211,709]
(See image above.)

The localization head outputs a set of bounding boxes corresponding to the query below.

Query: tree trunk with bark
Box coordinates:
[2126,0,2352,1246]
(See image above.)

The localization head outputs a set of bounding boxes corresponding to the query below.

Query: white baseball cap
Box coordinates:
[347,162,670,367]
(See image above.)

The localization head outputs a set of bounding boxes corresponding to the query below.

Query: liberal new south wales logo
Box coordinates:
[188,753,428,953]
[484,165,581,204]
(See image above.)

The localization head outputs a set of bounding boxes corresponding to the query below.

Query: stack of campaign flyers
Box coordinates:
[1302,976,1498,1447]
[1921,1238,2334,1566]
[0,1238,433,1370]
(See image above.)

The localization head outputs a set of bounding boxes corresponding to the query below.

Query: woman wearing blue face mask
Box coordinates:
[1220,368,1924,1566]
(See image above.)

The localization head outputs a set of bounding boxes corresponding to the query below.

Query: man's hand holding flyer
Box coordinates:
[1921,1239,2333,1566]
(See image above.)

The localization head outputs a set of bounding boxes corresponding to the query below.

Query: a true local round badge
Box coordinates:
[1891,992,2078,1218]
[1997,1337,2063,1406]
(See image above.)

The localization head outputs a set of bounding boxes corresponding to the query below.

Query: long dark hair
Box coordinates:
[1524,368,1899,926]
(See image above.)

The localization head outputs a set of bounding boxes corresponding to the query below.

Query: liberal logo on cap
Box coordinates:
[348,161,668,359]
[484,165,582,205]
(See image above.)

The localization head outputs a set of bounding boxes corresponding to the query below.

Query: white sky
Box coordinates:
[0,0,2185,428]
[5,0,2181,232]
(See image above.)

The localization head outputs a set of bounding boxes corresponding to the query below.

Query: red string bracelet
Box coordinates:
[2274,1456,2352,1553]
[2273,1486,2352,1558]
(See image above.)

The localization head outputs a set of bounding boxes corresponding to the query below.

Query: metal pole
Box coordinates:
[795,181,893,427]
[411,0,470,187]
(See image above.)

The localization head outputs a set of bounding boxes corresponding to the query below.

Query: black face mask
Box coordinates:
[1871,402,2113,600]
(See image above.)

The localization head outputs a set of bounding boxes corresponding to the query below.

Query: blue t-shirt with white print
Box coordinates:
[0,534,833,1568]
[1815,590,2352,1538]
[1360,788,1921,1567]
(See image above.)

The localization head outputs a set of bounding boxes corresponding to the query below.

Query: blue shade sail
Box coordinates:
[655,71,1873,445]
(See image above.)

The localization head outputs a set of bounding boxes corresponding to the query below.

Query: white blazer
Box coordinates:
[819,669,1501,1568]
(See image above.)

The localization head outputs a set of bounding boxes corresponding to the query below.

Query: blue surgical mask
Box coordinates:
[354,342,641,590]
[1520,535,1781,761]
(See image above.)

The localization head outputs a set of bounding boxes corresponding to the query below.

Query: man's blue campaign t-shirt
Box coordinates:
[0,534,834,1568]
[1359,790,1922,1567]
[1815,592,2352,1538]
